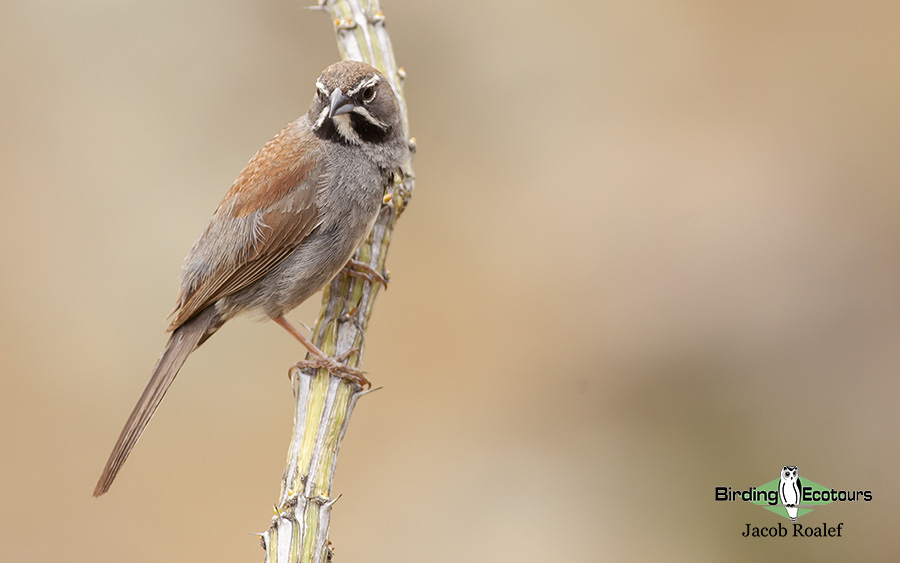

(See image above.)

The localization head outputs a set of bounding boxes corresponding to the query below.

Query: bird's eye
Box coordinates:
[362,86,376,103]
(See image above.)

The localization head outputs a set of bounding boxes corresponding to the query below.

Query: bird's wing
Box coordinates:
[169,120,322,330]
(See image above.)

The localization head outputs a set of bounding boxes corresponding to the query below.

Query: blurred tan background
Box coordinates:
[2,0,899,561]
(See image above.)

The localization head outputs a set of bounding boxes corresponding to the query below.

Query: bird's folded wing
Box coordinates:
[169,122,321,330]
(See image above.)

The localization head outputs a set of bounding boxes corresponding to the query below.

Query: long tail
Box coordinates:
[93,306,218,497]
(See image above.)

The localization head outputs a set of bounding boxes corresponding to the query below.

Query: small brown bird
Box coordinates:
[93,60,408,497]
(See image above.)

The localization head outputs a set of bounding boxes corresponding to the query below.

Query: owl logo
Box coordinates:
[779,466,802,521]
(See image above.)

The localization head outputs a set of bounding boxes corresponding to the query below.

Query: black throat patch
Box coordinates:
[314,117,350,145]
[313,114,390,145]
[349,113,390,144]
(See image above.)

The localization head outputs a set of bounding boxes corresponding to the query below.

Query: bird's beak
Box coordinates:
[328,88,354,117]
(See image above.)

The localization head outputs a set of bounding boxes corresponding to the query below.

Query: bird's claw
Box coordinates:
[294,355,370,389]
[343,259,389,289]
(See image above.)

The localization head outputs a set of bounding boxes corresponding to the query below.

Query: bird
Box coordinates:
[93,60,408,497]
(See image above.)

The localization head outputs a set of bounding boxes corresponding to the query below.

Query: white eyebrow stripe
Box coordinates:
[346,74,380,96]
[315,80,328,94]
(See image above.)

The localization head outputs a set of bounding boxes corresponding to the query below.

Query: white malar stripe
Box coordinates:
[351,106,387,129]
[314,106,330,129]
[332,114,361,144]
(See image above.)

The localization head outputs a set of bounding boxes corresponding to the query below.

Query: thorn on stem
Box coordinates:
[334,18,357,31]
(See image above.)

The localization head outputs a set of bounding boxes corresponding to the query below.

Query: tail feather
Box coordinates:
[93,307,217,497]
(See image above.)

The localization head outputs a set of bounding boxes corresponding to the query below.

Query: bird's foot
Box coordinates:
[276,316,370,387]
[334,347,361,362]
[343,259,389,289]
[294,355,370,388]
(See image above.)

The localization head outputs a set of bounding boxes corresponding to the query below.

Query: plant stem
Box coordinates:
[261,2,414,562]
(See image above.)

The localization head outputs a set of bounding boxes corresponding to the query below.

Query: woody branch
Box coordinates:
[260,1,414,562]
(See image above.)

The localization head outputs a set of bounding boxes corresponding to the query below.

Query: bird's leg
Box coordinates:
[342,258,389,289]
[274,316,370,388]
